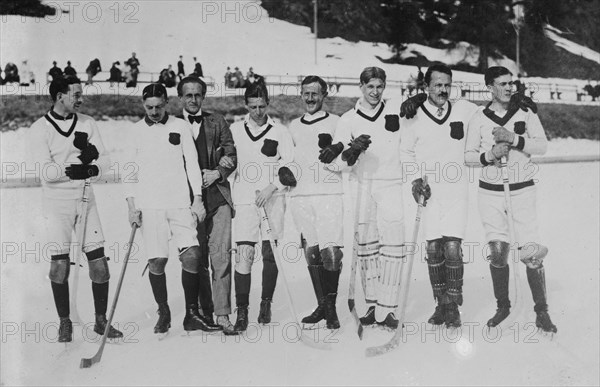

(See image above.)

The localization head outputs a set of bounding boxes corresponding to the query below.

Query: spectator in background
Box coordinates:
[159,65,177,88]
[233,67,244,88]
[108,61,123,85]
[20,59,35,86]
[64,61,77,78]
[86,58,102,85]
[4,62,19,84]
[125,52,140,87]
[177,55,185,80]
[49,61,63,82]
[224,67,233,88]
[246,67,255,84]
[193,57,204,78]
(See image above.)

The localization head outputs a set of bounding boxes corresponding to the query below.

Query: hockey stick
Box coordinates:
[365,183,426,357]
[258,203,331,350]
[80,223,138,368]
[500,156,523,316]
[70,178,91,324]
[347,175,370,340]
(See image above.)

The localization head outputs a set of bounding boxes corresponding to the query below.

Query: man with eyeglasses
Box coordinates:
[465,66,557,334]
[125,83,221,337]
[176,77,239,335]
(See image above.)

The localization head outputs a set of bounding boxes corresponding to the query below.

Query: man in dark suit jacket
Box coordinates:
[177,77,239,335]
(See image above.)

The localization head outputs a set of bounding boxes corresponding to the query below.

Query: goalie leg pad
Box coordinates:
[88,256,110,284]
[357,223,380,304]
[488,240,510,268]
[444,238,464,306]
[234,243,255,275]
[425,239,446,302]
[321,246,343,271]
[519,243,548,269]
[179,245,202,274]
[49,253,70,284]
[148,257,168,275]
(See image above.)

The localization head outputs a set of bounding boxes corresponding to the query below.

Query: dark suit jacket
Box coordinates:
[177,112,237,216]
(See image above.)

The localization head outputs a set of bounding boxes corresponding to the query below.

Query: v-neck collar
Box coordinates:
[421,102,452,125]
[482,102,518,126]
[44,111,78,138]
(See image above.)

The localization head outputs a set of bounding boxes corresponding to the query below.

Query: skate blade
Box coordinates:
[302,322,324,330]
[157,331,170,341]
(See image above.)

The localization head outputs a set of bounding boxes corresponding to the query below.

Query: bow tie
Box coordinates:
[188,115,203,125]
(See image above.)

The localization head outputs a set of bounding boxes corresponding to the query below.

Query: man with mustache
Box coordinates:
[331,66,405,330]
[288,76,344,329]
[465,66,556,333]
[176,77,239,335]
[399,64,479,328]
[125,83,220,337]
[29,76,123,343]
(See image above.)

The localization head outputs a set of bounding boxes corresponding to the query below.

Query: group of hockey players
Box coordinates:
[31,62,557,345]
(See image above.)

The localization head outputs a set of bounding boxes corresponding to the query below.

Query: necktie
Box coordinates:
[436,107,444,117]
[188,115,203,124]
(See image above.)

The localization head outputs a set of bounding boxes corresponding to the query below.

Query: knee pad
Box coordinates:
[180,245,201,274]
[148,257,168,275]
[49,254,70,284]
[321,246,343,271]
[488,240,510,268]
[443,238,463,264]
[304,244,321,266]
[262,240,275,263]
[426,239,444,264]
[88,256,110,283]
[519,243,548,269]
[235,243,255,274]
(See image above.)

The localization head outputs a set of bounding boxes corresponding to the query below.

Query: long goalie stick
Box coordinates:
[258,204,331,350]
[70,178,91,324]
[81,223,138,368]
[365,183,426,357]
[500,156,523,317]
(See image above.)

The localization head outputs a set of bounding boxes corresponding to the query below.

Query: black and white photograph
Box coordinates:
[1,0,599,385]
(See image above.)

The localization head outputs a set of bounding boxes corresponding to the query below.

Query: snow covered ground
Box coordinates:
[1,159,599,386]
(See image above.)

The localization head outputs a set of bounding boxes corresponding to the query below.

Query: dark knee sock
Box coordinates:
[51,282,70,318]
[181,270,200,306]
[91,282,109,315]
[261,241,278,300]
[149,272,168,304]
[235,271,251,307]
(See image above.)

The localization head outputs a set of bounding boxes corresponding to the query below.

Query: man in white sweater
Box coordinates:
[465,66,557,334]
[125,83,220,337]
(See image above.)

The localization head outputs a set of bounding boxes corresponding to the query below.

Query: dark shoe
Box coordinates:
[487,307,510,328]
[58,317,73,343]
[154,302,171,334]
[428,304,446,325]
[359,305,376,326]
[324,293,340,330]
[234,306,249,332]
[445,303,461,328]
[94,314,124,338]
[216,315,239,336]
[257,299,272,324]
[378,312,399,330]
[183,304,222,332]
[302,298,326,324]
[199,313,222,330]
[536,311,557,333]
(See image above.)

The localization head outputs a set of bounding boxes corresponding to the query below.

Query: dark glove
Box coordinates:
[508,93,538,114]
[341,135,371,166]
[78,144,99,165]
[65,164,99,180]
[411,178,431,206]
[400,93,427,119]
[278,166,297,187]
[318,142,343,164]
[73,131,89,150]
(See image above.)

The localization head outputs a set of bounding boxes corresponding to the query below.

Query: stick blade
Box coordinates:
[365,335,401,357]
[80,352,101,368]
